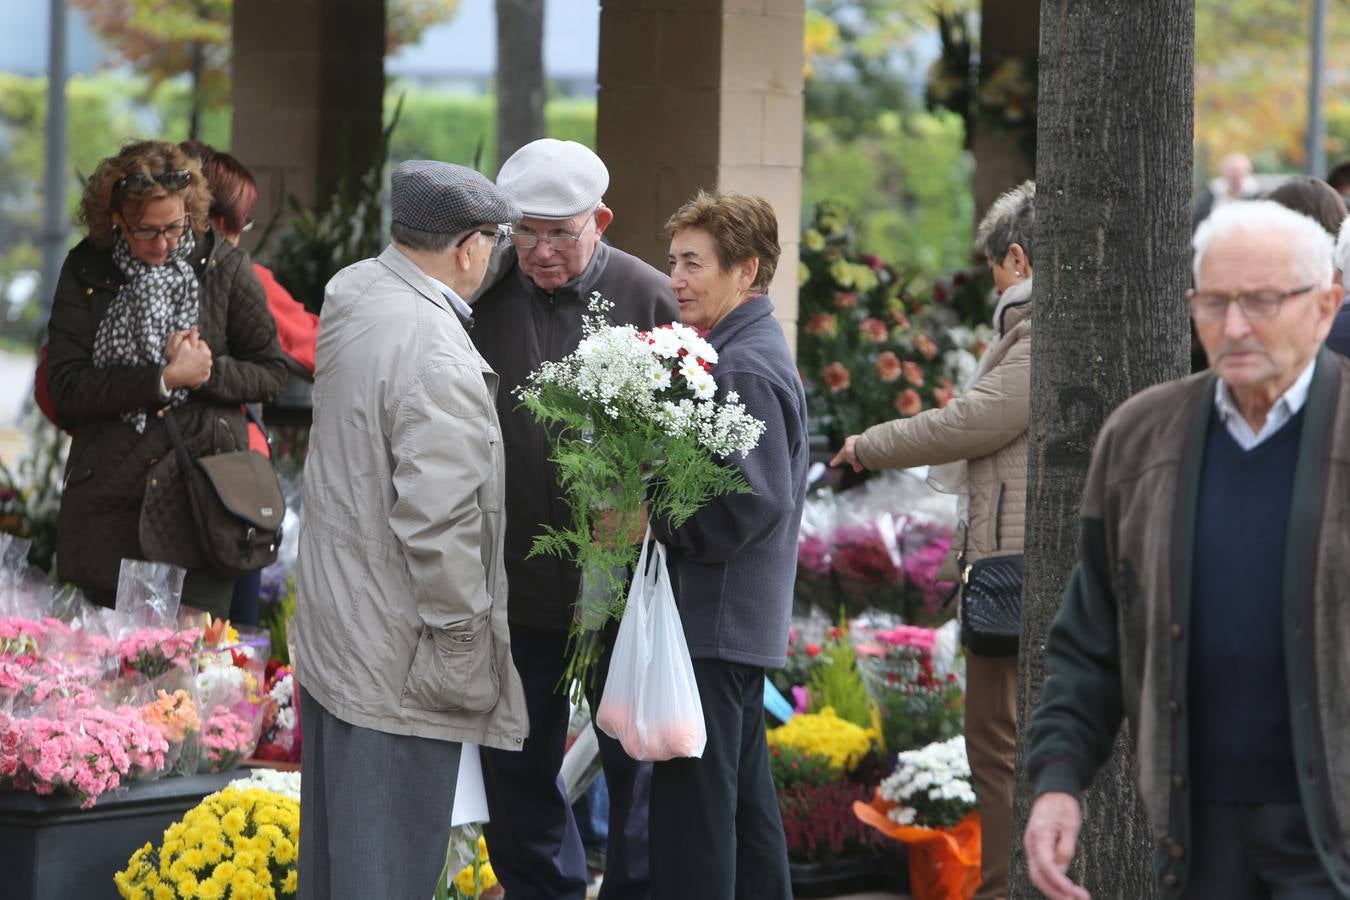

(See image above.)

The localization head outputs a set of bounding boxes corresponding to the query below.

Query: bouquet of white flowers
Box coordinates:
[518,293,766,697]
[876,734,977,829]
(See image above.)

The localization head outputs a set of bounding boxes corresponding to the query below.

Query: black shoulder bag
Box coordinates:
[164,408,285,578]
[956,524,1022,657]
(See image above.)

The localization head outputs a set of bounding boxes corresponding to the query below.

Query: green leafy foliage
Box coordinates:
[806,628,872,729]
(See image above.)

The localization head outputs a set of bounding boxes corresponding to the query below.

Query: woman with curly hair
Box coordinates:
[45,139,287,615]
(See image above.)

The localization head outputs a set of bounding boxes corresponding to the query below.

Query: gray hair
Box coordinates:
[1192,200,1333,287]
[975,181,1036,268]
[391,220,457,252]
[1335,214,1350,282]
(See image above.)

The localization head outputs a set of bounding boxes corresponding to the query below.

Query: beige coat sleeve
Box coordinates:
[855,330,1030,470]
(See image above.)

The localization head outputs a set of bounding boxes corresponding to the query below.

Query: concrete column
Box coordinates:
[230,0,386,246]
[972,0,1038,217]
[597,0,805,348]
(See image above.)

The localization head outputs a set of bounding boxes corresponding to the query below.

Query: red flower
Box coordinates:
[804,313,838,337]
[821,362,851,393]
[832,291,858,309]
[875,351,902,383]
[914,333,939,361]
[229,648,250,669]
[902,360,925,387]
[895,389,923,416]
[859,317,888,344]
[805,643,821,657]
[861,253,885,271]
[932,284,948,303]
[953,271,968,287]
[827,626,842,640]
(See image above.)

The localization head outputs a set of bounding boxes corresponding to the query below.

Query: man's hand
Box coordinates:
[1025,792,1090,900]
[829,434,865,472]
[593,503,648,549]
[163,326,213,389]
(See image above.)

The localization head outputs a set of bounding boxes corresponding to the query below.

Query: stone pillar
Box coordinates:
[596,0,805,349]
[230,0,386,248]
[972,0,1039,217]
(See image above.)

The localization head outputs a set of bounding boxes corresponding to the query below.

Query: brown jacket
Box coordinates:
[47,231,287,605]
[1026,350,1350,896]
[854,295,1031,579]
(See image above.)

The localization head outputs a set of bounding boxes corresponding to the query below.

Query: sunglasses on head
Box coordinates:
[116,169,192,195]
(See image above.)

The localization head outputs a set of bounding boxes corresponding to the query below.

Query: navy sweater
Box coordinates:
[1188,406,1304,804]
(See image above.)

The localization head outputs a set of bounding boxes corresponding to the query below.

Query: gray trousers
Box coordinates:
[299,685,462,900]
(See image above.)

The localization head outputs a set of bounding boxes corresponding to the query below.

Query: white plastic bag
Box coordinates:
[595,531,706,761]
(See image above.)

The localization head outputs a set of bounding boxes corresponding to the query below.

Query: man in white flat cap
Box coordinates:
[473,139,677,900]
[294,160,528,899]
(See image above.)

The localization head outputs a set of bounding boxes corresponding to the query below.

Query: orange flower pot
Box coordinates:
[854,790,981,900]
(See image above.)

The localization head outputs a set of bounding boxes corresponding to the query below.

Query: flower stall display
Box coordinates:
[796,201,995,450]
[253,661,300,763]
[193,625,270,774]
[114,784,300,899]
[0,549,264,809]
[853,620,965,754]
[796,470,959,623]
[855,736,981,900]
[768,708,885,872]
[518,293,765,696]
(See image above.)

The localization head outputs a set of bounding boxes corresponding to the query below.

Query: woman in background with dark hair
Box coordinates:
[180,141,320,625]
[1265,175,1347,237]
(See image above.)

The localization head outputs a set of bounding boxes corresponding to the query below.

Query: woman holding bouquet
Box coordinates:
[648,191,809,900]
[831,181,1036,900]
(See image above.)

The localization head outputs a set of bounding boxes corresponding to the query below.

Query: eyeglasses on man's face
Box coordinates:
[508,212,596,251]
[127,218,191,242]
[1186,284,1315,320]
[116,169,192,195]
[455,226,503,248]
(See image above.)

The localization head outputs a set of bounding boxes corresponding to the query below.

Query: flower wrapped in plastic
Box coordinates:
[854,619,964,753]
[854,735,981,900]
[253,662,300,762]
[191,624,269,773]
[518,293,765,697]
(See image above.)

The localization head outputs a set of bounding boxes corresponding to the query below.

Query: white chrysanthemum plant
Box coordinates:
[877,735,978,830]
[228,767,301,801]
[518,293,767,697]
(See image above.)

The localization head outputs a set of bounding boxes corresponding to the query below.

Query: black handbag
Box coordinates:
[957,526,1023,657]
[164,408,285,578]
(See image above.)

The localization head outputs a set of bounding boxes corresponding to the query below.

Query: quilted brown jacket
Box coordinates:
[854,293,1030,580]
[46,230,287,608]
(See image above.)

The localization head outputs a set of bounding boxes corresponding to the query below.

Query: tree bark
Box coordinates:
[1009,2,1195,899]
[495,0,546,172]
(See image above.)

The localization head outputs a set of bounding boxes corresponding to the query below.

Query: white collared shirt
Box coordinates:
[428,276,474,323]
[1213,359,1316,451]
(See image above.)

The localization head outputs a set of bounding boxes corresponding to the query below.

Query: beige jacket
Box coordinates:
[294,245,527,750]
[855,296,1030,580]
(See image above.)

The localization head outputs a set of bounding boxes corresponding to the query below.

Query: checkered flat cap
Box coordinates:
[391,160,521,235]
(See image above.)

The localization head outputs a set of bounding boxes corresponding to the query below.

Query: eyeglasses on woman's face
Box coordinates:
[126,218,191,242]
[116,169,192,195]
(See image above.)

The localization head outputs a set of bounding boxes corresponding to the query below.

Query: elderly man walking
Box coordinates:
[1023,200,1350,900]
[294,161,528,899]
[472,139,678,900]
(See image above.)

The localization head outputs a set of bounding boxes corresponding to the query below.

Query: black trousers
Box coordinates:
[649,659,791,900]
[481,625,652,900]
[1185,802,1340,899]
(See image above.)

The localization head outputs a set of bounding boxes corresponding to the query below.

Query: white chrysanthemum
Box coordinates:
[649,328,683,359]
[228,768,301,800]
[646,365,672,390]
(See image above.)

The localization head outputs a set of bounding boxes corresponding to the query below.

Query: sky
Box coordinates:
[0,0,602,82]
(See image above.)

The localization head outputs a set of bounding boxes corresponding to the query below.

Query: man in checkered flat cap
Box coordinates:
[472,139,677,900]
[294,160,529,900]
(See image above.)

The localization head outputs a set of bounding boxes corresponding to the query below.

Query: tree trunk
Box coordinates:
[495,0,546,172]
[1008,2,1195,899]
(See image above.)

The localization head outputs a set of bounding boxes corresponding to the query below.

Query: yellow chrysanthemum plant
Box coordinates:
[114,787,299,900]
[765,706,880,774]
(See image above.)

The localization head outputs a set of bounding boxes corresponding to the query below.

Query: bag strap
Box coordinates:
[162,408,195,474]
[243,403,272,448]
[943,521,972,609]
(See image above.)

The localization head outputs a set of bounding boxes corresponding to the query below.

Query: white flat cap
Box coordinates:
[496,139,609,220]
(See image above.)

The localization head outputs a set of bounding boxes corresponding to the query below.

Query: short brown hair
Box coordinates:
[1265,175,1346,238]
[665,190,780,294]
[79,140,211,249]
[180,140,258,236]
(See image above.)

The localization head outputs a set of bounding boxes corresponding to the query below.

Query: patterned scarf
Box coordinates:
[93,231,201,433]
